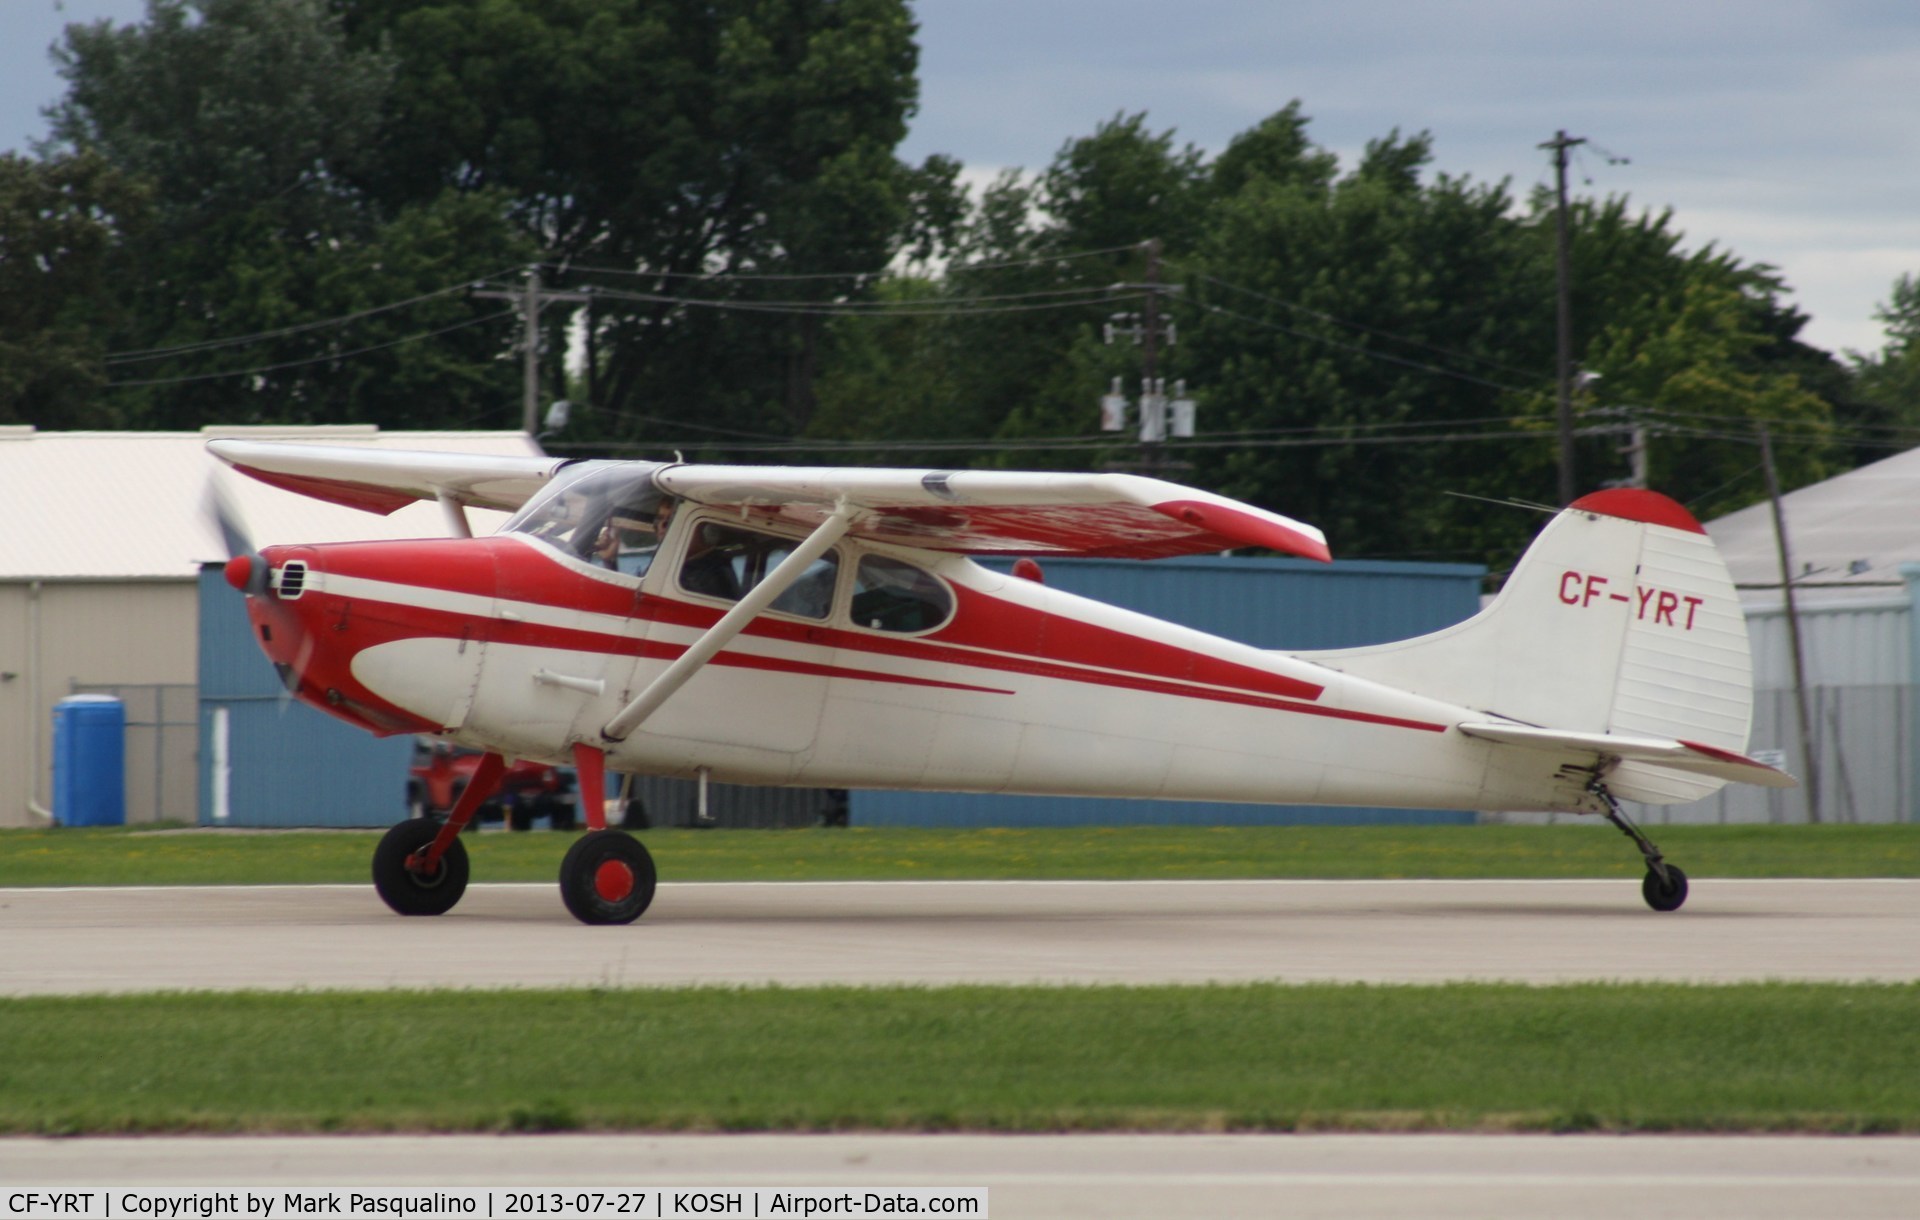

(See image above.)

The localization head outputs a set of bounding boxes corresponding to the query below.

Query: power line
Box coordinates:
[550,242,1147,285]
[1186,272,1549,383]
[1192,300,1537,396]
[585,285,1123,318]
[102,268,523,365]
[105,309,516,388]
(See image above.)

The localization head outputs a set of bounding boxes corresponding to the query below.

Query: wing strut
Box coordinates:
[599,499,857,743]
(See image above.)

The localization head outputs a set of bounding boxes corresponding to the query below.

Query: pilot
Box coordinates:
[593,499,675,575]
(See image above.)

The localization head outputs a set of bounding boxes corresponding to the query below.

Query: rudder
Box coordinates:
[1303,490,1756,803]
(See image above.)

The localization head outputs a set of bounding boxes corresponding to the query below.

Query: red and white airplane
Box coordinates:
[209,439,1794,924]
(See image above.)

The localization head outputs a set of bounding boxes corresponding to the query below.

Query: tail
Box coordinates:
[1305,489,1793,804]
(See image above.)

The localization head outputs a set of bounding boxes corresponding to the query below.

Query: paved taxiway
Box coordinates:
[6,878,1918,1218]
[9,1133,1920,1219]
[4,877,1916,994]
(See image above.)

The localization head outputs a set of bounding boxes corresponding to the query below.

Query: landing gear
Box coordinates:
[1642,864,1690,912]
[1589,777,1688,912]
[372,817,470,915]
[559,829,657,925]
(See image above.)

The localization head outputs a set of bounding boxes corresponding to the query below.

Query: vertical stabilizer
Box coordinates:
[1303,490,1755,803]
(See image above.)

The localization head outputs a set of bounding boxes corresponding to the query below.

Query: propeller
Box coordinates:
[205,471,303,713]
[206,471,270,596]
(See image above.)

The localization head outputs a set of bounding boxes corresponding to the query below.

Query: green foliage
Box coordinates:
[3,9,1878,568]
[5,823,1919,887]
[811,106,1851,570]
[42,0,531,426]
[334,0,945,442]
[1854,273,1920,433]
[0,150,148,426]
[5,983,1919,1134]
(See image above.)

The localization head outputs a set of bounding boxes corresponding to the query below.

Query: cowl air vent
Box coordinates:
[275,561,309,600]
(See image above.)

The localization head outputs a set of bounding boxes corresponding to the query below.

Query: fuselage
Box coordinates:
[234,506,1594,815]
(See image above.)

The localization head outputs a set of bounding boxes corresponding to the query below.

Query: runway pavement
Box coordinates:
[4,877,1917,995]
[8,1132,1920,1219]
[6,878,1918,1217]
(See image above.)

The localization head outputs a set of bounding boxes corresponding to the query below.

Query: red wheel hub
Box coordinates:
[593,859,636,903]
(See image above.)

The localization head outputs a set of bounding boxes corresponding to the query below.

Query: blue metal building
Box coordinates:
[197,564,411,826]
[197,554,1485,828]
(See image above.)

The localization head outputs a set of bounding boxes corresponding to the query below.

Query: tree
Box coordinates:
[0,150,148,427]
[1547,197,1839,521]
[808,104,1850,572]
[45,0,532,427]
[1180,128,1556,564]
[1853,273,1920,432]
[333,0,953,446]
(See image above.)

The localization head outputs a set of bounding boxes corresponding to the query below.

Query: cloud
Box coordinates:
[902,0,1920,354]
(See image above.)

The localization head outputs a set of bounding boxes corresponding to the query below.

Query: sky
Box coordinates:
[5,0,1916,358]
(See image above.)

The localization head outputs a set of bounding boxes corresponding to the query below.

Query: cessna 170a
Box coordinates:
[208,439,1794,924]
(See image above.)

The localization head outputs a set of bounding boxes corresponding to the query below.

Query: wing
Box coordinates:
[209,443,1331,562]
[1457,722,1798,788]
[207,439,567,515]
[657,465,1332,561]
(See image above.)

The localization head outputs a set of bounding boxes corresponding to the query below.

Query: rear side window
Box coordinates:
[678,522,838,620]
[851,555,952,633]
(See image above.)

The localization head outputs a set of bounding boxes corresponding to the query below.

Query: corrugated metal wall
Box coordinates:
[197,565,412,827]
[1641,591,1918,824]
[2,580,199,827]
[852,554,1486,827]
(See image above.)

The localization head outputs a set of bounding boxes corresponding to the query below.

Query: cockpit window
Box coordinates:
[678,522,839,620]
[851,555,952,633]
[503,463,670,574]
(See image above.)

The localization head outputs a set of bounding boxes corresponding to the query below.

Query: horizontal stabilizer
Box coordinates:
[1458,722,1798,789]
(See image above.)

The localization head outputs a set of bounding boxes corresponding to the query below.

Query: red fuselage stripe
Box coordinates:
[283,538,1445,734]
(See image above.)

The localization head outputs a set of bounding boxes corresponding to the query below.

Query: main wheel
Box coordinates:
[559,830,657,925]
[1642,864,1689,912]
[372,817,470,916]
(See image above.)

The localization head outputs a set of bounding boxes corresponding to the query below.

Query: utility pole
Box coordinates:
[1759,423,1822,823]
[1100,239,1191,473]
[1540,130,1586,506]
[1140,239,1163,476]
[474,266,592,434]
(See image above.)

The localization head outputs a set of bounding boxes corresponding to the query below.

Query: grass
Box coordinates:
[6,824,1916,1137]
[3,822,1920,888]
[2,982,1916,1136]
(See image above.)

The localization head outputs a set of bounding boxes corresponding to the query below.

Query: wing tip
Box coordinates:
[1152,499,1332,562]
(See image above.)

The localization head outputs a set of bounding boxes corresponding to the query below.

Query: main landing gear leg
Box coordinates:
[371,751,505,916]
[1588,777,1689,912]
[556,743,656,926]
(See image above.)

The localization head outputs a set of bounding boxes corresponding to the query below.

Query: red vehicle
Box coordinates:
[407,738,577,831]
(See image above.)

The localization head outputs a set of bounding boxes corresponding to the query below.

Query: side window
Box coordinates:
[678,522,839,620]
[851,555,952,633]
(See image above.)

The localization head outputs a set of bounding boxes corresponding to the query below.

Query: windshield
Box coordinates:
[503,461,670,570]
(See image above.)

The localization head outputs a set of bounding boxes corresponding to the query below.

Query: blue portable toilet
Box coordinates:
[53,694,127,827]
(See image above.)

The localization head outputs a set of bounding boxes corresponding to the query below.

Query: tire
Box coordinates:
[558,830,657,925]
[372,818,470,916]
[1642,864,1689,912]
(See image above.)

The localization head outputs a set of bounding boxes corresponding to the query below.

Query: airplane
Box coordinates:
[208,439,1795,924]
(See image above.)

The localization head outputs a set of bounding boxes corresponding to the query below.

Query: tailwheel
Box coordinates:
[559,829,657,925]
[1642,864,1690,912]
[1587,777,1688,913]
[372,817,470,916]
